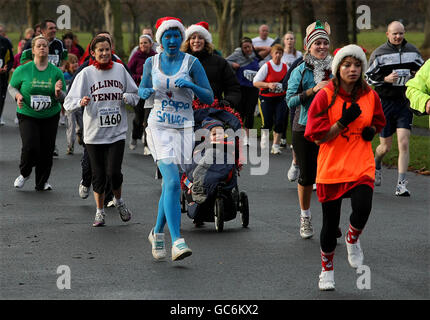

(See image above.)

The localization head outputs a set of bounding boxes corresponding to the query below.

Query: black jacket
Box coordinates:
[0,35,13,74]
[366,39,423,100]
[191,50,241,109]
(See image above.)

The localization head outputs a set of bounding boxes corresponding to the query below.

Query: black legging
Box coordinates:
[237,86,259,129]
[132,98,151,143]
[320,184,373,253]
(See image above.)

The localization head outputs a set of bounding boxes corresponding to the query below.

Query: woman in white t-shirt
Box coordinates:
[281,31,303,69]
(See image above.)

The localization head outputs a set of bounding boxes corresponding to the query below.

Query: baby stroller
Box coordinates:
[180,102,249,232]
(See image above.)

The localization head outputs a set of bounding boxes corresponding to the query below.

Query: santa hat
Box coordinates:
[305,20,330,50]
[331,44,367,76]
[155,16,186,44]
[185,21,212,44]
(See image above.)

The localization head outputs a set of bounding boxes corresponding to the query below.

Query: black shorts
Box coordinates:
[380,98,413,138]
[292,130,319,186]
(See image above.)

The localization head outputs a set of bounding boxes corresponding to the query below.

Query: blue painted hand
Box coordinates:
[141,88,155,99]
[175,78,193,89]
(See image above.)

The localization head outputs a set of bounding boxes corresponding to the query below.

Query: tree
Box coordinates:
[26,0,41,28]
[298,0,315,45]
[208,0,243,56]
[421,0,430,50]
[98,0,124,57]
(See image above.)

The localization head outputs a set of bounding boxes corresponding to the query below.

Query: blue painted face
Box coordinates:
[161,29,183,55]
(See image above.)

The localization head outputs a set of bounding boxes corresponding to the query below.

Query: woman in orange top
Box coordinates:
[305,45,386,291]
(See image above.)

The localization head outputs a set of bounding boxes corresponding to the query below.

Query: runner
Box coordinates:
[0,33,13,125]
[365,21,424,196]
[406,59,430,115]
[64,35,140,227]
[226,37,262,145]
[253,44,288,154]
[286,21,332,239]
[128,34,156,153]
[139,17,213,261]
[8,35,66,191]
[182,21,241,109]
[305,44,386,290]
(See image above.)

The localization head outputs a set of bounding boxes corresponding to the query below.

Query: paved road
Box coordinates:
[0,94,429,300]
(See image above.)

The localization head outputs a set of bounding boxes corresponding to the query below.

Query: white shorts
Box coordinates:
[146,125,194,166]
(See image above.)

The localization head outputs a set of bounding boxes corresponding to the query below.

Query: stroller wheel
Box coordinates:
[239,192,249,228]
[180,190,187,213]
[214,197,224,232]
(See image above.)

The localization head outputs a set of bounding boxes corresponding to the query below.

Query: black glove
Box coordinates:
[338,102,362,128]
[361,126,376,141]
[219,99,231,108]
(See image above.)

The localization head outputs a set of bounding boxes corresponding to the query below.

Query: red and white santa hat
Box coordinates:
[155,16,186,44]
[185,21,212,44]
[331,44,367,76]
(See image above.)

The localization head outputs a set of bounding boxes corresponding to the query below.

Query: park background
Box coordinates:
[0,0,429,172]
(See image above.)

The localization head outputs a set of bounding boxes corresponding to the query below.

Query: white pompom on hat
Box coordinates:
[331,44,368,76]
[185,21,212,44]
[155,16,186,44]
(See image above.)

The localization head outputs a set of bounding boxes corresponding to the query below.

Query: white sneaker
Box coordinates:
[271,144,282,154]
[375,169,382,186]
[395,179,410,197]
[14,117,18,125]
[148,228,167,260]
[92,211,105,227]
[141,133,146,145]
[0,117,5,125]
[43,183,52,191]
[79,180,89,199]
[59,114,66,126]
[345,238,364,268]
[318,270,335,291]
[280,138,287,148]
[313,183,317,191]
[287,161,300,182]
[143,146,151,156]
[14,175,29,188]
[260,130,269,149]
[171,238,192,261]
[129,139,137,150]
[300,216,314,239]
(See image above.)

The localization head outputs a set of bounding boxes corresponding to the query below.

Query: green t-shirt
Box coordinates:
[10,62,66,119]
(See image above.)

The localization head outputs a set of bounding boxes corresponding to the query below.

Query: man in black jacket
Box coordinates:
[365,21,423,197]
[0,34,13,125]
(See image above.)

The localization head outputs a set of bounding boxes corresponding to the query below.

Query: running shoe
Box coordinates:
[129,139,137,150]
[14,117,19,125]
[141,133,146,145]
[92,211,105,227]
[143,146,151,156]
[148,228,167,260]
[313,183,317,191]
[318,270,335,291]
[115,200,132,222]
[395,179,410,197]
[14,175,29,188]
[43,183,52,191]
[79,180,89,199]
[66,146,74,155]
[171,238,192,261]
[280,138,287,148]
[375,169,382,186]
[59,114,66,126]
[0,117,5,125]
[287,160,300,182]
[300,216,314,239]
[345,237,364,269]
[271,144,282,154]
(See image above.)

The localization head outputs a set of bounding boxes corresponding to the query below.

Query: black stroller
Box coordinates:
[180,105,249,232]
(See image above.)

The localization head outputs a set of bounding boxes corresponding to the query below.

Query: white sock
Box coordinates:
[97,208,104,214]
[113,197,123,206]
[301,209,311,218]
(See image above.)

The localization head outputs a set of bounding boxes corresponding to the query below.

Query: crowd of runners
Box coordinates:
[0,15,428,291]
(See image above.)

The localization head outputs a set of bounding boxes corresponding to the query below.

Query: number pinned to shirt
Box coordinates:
[98,106,122,128]
[393,69,411,86]
[30,95,52,111]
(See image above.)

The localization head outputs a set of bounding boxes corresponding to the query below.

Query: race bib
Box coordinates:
[243,69,257,82]
[393,69,411,86]
[48,54,60,66]
[30,95,51,111]
[0,59,3,68]
[98,106,122,128]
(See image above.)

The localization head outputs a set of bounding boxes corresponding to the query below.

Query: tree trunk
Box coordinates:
[298,0,315,46]
[349,0,358,43]
[26,0,41,28]
[228,0,243,55]
[99,0,124,58]
[324,0,349,49]
[421,0,430,49]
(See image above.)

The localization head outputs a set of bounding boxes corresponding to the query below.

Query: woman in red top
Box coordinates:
[253,44,288,154]
[305,45,386,291]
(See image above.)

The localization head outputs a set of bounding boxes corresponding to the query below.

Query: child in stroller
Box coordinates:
[181,103,249,232]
